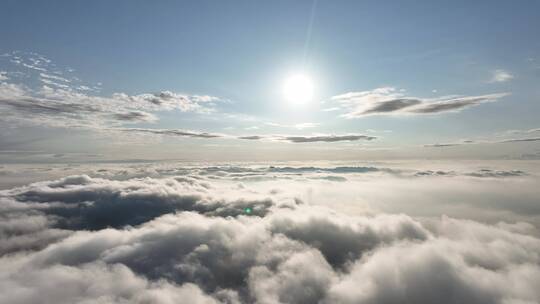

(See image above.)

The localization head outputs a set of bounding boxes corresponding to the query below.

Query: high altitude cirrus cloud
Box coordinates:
[330,87,509,118]
[0,51,221,129]
[1,164,540,304]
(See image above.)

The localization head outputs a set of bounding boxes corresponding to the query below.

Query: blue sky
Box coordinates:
[1,0,539,161]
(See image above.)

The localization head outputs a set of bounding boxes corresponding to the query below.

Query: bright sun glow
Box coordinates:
[283,74,314,104]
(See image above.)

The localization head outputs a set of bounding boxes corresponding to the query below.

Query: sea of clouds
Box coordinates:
[1,161,540,303]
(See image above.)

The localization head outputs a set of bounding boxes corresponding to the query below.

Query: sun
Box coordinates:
[283,74,314,105]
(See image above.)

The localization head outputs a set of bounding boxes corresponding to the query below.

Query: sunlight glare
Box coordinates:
[283,74,314,105]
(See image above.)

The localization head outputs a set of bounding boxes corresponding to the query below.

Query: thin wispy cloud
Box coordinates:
[330,87,509,118]
[0,53,223,130]
[0,83,219,128]
[499,137,540,143]
[425,128,540,148]
[490,69,514,83]
[280,134,376,143]
[111,127,224,139]
[424,135,540,148]
[239,133,376,143]
[501,127,540,135]
[40,72,71,83]
[115,128,377,143]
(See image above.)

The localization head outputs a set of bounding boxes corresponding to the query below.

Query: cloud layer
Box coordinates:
[1,164,540,303]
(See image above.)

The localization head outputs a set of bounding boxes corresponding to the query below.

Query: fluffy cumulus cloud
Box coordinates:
[1,164,540,304]
[330,87,509,118]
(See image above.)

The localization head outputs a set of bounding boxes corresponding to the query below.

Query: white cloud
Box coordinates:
[0,82,26,99]
[39,72,71,83]
[112,91,220,113]
[490,69,514,83]
[0,84,222,129]
[330,87,509,118]
[501,128,540,135]
[1,166,540,303]
[0,52,224,130]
